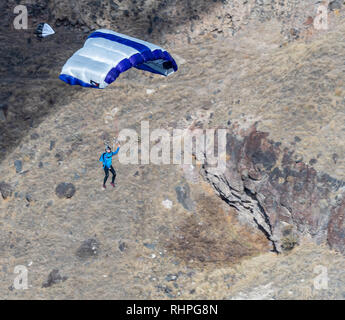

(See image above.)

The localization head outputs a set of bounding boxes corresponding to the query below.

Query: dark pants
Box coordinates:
[103,165,116,185]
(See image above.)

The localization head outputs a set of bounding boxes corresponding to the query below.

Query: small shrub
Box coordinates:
[281,234,299,251]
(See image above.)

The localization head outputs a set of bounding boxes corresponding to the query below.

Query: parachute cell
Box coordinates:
[35,23,55,38]
[59,29,178,89]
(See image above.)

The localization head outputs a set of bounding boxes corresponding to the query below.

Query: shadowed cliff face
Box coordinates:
[0,29,84,162]
[3,0,329,43]
[4,0,232,41]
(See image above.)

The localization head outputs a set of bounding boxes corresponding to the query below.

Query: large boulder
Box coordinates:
[76,239,100,259]
[55,182,76,199]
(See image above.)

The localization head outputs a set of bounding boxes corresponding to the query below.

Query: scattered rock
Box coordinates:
[49,140,55,151]
[157,285,175,298]
[119,241,127,252]
[187,271,195,278]
[14,192,24,199]
[0,182,13,199]
[185,114,192,121]
[30,133,39,140]
[293,154,303,163]
[162,199,173,209]
[144,243,156,250]
[309,158,317,165]
[55,152,64,162]
[329,0,342,11]
[175,184,195,211]
[164,286,175,298]
[76,239,100,259]
[42,269,68,288]
[14,160,22,173]
[73,173,80,180]
[55,182,76,199]
[165,274,178,282]
[289,28,299,39]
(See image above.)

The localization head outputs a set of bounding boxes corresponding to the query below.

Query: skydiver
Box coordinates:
[99,144,120,189]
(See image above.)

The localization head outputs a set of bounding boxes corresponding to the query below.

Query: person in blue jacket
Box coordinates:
[99,144,120,188]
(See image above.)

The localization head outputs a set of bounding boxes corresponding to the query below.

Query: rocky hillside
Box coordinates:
[1,0,345,299]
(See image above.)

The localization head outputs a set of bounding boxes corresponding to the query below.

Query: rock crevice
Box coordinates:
[201,125,345,253]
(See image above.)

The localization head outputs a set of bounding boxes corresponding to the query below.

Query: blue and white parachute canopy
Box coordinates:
[35,23,55,38]
[59,29,178,89]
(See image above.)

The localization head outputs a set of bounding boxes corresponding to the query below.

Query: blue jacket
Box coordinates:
[99,147,120,168]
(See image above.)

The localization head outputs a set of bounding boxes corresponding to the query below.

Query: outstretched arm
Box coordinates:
[112,146,120,155]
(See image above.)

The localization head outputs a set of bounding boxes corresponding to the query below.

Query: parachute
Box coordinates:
[59,29,178,89]
[35,23,55,38]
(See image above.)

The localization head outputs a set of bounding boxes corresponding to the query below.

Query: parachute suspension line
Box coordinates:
[113,109,119,149]
[98,94,118,150]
